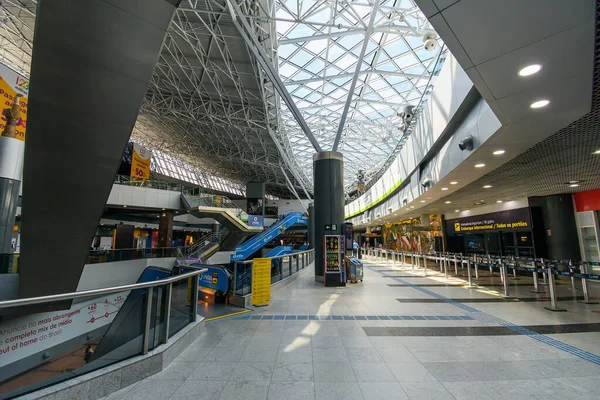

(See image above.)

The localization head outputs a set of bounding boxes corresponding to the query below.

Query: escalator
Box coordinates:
[231,213,307,261]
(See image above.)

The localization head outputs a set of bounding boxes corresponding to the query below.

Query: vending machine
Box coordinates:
[324,235,346,287]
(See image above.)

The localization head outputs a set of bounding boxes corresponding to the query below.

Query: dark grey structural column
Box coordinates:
[19,0,180,299]
[308,203,315,249]
[313,152,344,282]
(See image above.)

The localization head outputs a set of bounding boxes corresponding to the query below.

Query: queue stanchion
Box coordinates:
[544,266,567,312]
[423,254,427,277]
[454,255,458,275]
[531,263,544,294]
[541,259,548,285]
[444,255,448,279]
[466,258,474,288]
[578,263,598,305]
[440,254,444,273]
[411,253,415,271]
[501,262,513,298]
[569,260,577,291]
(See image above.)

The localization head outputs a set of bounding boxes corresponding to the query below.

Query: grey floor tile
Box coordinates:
[358,382,409,400]
[423,362,476,382]
[400,381,455,400]
[230,362,274,381]
[240,345,280,363]
[442,381,496,400]
[170,380,226,400]
[277,346,313,364]
[312,347,349,362]
[218,380,270,400]
[272,362,314,382]
[376,347,419,363]
[315,382,364,400]
[314,362,356,382]
[342,336,374,348]
[98,384,138,400]
[387,362,437,382]
[351,362,396,382]
[369,337,404,348]
[311,335,344,349]
[145,361,199,381]
[347,347,383,363]
[188,362,237,381]
[204,346,246,362]
[120,380,181,400]
[268,382,316,400]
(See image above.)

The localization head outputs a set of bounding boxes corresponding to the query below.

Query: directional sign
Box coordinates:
[325,224,337,230]
[251,258,271,306]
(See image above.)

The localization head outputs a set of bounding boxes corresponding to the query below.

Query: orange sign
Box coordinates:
[0,63,29,141]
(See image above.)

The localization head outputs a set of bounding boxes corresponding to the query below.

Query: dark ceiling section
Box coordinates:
[421,2,600,213]
[19,0,178,299]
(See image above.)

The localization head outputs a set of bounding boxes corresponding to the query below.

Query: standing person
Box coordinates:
[352,240,359,257]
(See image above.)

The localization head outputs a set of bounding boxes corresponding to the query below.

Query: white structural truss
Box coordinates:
[0,0,444,197]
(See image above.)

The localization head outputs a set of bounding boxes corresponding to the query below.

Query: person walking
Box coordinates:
[352,240,359,257]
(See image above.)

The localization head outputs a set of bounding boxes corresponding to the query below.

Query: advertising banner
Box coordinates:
[130,143,151,180]
[248,215,263,227]
[247,198,263,216]
[0,63,28,142]
[251,258,271,306]
[0,291,129,367]
[445,208,531,234]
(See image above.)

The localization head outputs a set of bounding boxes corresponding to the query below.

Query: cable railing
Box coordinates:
[0,266,206,399]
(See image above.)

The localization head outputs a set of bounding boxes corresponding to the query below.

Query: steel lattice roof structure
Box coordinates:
[0,0,443,198]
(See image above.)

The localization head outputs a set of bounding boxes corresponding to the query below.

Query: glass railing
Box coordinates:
[0,267,205,399]
[86,247,182,264]
[232,249,314,296]
[0,253,19,274]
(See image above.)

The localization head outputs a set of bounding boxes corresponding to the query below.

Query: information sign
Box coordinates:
[251,258,271,306]
[130,143,151,180]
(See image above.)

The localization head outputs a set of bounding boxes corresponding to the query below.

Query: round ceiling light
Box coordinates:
[518,64,542,77]
[493,150,505,155]
[450,181,458,185]
[593,150,600,155]
[454,210,459,212]
[441,187,448,191]
[496,200,503,203]
[570,184,580,188]
[445,201,451,204]
[483,185,492,189]
[475,163,486,168]
[530,100,550,109]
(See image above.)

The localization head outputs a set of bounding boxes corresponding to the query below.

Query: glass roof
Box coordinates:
[274,0,444,189]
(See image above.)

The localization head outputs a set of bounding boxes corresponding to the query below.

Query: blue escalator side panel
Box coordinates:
[265,246,293,258]
[231,213,306,261]
[188,263,231,294]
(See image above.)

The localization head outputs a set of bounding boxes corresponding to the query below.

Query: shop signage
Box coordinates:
[0,63,28,142]
[251,258,271,306]
[248,215,263,227]
[446,208,531,234]
[130,143,151,180]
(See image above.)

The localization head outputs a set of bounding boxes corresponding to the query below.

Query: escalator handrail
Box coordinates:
[236,213,302,250]
[0,268,208,309]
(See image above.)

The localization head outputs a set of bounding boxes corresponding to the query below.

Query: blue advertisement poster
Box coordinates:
[248,215,263,227]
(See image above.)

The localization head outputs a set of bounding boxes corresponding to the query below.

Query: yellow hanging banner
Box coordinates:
[130,143,151,180]
[251,258,271,306]
[0,63,29,142]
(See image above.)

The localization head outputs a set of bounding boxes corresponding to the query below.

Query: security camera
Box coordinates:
[402,197,408,206]
[424,39,437,52]
[403,105,416,123]
[458,135,474,151]
[421,178,432,188]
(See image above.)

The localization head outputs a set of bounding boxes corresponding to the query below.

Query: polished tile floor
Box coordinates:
[105,256,600,400]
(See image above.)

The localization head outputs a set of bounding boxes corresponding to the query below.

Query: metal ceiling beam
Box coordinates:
[277,25,422,45]
[226,0,321,153]
[284,69,426,85]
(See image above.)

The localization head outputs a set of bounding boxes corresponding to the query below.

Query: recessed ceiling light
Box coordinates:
[441,187,448,191]
[568,180,580,184]
[450,181,458,185]
[475,163,485,168]
[454,209,459,213]
[420,200,426,203]
[410,206,415,208]
[123,205,127,208]
[483,185,492,189]
[518,64,542,77]
[493,150,505,155]
[570,184,580,188]
[445,201,451,204]
[496,200,503,203]
[593,150,600,155]
[530,99,550,109]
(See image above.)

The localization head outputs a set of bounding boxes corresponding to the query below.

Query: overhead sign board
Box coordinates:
[446,208,531,234]
[248,215,263,227]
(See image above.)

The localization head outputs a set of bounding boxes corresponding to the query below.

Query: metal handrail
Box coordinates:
[0,268,207,309]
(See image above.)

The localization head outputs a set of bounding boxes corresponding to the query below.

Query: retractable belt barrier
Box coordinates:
[364,249,599,312]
